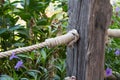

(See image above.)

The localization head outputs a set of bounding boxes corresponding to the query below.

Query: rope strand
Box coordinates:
[0,29,79,58]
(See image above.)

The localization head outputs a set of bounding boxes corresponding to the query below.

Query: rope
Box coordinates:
[0,29,79,58]
[64,76,76,80]
[105,29,120,45]
[108,29,120,38]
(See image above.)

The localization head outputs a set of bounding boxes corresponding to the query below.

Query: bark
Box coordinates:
[66,0,112,80]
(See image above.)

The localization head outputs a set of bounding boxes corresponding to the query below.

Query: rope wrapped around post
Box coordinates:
[0,29,79,58]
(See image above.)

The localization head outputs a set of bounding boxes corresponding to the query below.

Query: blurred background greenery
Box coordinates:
[0,0,67,80]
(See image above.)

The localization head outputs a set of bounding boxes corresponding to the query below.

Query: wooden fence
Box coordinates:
[66,0,112,80]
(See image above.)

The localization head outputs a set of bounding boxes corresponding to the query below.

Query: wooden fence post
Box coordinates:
[66,0,112,80]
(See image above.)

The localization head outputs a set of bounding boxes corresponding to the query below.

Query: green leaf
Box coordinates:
[24,70,41,79]
[17,54,32,59]
[39,66,47,73]
[17,29,29,38]
[9,25,21,31]
[0,75,13,80]
[0,28,7,34]
[20,78,29,80]
[13,43,25,47]
[37,18,48,25]
[40,49,47,60]
[10,1,23,5]
[25,0,30,6]
[27,71,37,79]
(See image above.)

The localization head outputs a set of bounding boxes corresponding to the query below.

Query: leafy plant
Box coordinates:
[105,0,120,79]
[0,0,68,79]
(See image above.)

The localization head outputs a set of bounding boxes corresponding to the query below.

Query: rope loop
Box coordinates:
[45,29,79,47]
[67,29,79,46]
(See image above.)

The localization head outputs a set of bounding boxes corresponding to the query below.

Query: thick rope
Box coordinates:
[105,29,120,45]
[45,29,79,47]
[108,29,120,38]
[0,29,79,58]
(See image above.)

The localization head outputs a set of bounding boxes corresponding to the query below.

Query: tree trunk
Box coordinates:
[66,0,112,80]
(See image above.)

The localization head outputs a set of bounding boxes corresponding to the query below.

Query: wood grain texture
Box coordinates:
[66,0,112,80]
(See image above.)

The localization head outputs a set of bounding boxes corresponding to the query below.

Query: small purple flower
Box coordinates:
[9,52,18,60]
[106,68,112,77]
[14,60,23,70]
[116,7,120,12]
[115,49,120,56]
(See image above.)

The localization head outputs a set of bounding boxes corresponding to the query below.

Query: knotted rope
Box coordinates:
[0,29,79,58]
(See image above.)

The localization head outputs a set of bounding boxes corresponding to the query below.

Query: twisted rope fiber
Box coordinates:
[0,29,79,58]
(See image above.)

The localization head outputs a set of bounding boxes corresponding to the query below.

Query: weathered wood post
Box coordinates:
[66,0,112,80]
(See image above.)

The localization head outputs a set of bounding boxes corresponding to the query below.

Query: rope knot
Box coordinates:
[67,29,79,47]
[45,29,79,47]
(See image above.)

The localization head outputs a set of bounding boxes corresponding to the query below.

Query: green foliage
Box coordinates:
[0,0,68,79]
[105,0,120,78]
[2,0,120,80]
